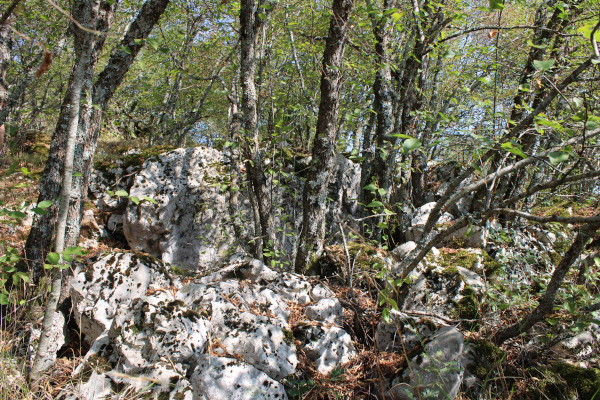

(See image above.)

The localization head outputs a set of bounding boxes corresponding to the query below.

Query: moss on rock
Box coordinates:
[467,340,505,381]
[527,362,600,400]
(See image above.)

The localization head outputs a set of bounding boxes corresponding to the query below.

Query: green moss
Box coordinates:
[528,362,600,400]
[170,265,186,276]
[549,251,562,267]
[467,340,505,380]
[282,328,294,345]
[482,251,502,278]
[554,239,571,254]
[440,250,479,270]
[319,243,386,278]
[455,285,479,320]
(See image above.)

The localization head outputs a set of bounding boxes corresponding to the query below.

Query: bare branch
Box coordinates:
[492,209,600,224]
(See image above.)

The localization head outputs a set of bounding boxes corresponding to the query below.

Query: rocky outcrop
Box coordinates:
[114,147,361,271]
[66,252,357,400]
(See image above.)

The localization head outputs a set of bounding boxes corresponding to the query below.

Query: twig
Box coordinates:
[0,0,23,25]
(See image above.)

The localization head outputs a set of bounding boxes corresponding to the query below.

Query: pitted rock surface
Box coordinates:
[67,252,354,399]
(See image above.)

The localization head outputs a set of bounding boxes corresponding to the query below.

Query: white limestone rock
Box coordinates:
[192,355,288,400]
[70,252,176,343]
[303,326,356,375]
[109,296,210,372]
[304,298,343,325]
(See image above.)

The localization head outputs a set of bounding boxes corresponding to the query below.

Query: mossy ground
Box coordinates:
[439,249,502,279]
[526,362,600,400]
[320,243,386,278]
[467,340,505,381]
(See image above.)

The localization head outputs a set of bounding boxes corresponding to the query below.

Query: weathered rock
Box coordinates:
[70,252,175,342]
[192,355,288,400]
[120,146,361,271]
[109,296,210,372]
[305,298,343,325]
[375,310,434,353]
[389,326,465,400]
[391,241,417,262]
[303,326,356,375]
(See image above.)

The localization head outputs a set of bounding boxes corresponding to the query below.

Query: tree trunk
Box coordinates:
[64,0,171,249]
[29,0,99,386]
[239,0,275,262]
[25,0,116,285]
[295,0,353,274]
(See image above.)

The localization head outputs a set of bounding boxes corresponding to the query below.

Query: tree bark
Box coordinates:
[239,0,275,262]
[295,0,353,274]
[29,0,99,386]
[64,0,171,248]
[25,0,116,284]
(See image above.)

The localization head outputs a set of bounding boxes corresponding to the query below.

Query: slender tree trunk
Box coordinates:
[25,0,116,285]
[295,0,353,274]
[29,0,99,386]
[239,0,275,262]
[0,18,11,150]
[65,0,171,249]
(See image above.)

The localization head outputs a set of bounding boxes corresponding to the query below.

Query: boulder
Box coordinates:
[192,355,288,400]
[302,326,356,375]
[119,146,361,271]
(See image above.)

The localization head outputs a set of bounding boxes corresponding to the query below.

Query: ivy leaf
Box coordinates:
[489,0,504,11]
[8,211,26,219]
[533,59,554,72]
[501,142,527,158]
[548,151,569,165]
[382,308,391,323]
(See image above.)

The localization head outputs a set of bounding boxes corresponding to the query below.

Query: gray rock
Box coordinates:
[109,296,210,372]
[303,326,356,375]
[192,355,288,400]
[305,298,343,325]
[375,310,433,353]
[70,252,175,343]
[390,326,464,400]
[392,241,417,262]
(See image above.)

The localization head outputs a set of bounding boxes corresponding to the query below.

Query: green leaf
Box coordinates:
[129,196,140,205]
[489,0,504,10]
[8,211,26,219]
[46,252,60,265]
[141,196,158,204]
[382,308,391,323]
[442,49,456,59]
[31,207,48,215]
[121,46,132,55]
[548,151,569,165]
[501,142,527,158]
[402,138,422,153]
[586,120,598,130]
[115,190,129,197]
[147,38,159,50]
[38,200,53,209]
[378,188,386,196]
[536,119,562,129]
[134,39,144,45]
[533,59,555,72]
[367,201,383,208]
[73,172,82,177]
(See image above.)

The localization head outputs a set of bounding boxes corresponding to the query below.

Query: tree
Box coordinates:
[295,0,354,274]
